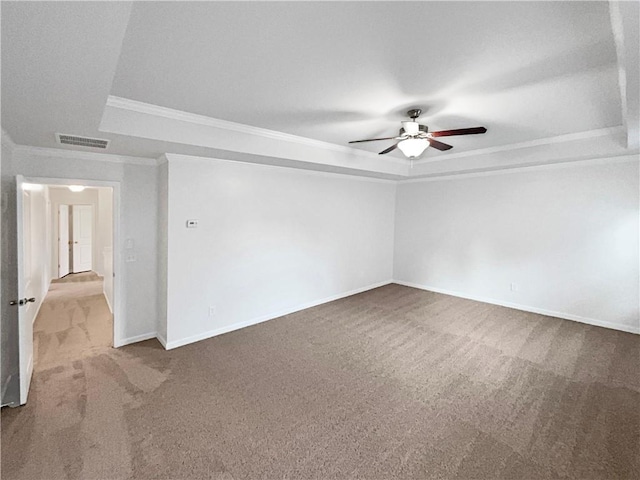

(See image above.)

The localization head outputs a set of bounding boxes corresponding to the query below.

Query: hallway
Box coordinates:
[1,271,168,480]
[34,271,112,371]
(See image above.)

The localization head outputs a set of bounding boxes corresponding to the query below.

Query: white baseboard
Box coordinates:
[393,280,640,335]
[165,280,393,350]
[32,297,44,326]
[156,333,167,349]
[103,291,113,314]
[31,278,51,326]
[118,332,158,347]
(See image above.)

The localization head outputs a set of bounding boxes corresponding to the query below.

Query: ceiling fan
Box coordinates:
[349,109,487,159]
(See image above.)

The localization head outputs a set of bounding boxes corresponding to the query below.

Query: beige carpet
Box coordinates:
[1,283,638,479]
[36,272,112,371]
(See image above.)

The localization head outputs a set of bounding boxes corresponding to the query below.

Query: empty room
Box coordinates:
[1,1,639,479]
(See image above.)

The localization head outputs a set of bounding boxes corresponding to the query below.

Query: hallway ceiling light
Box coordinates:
[68,185,86,192]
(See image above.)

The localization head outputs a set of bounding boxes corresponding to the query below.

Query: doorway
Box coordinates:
[58,204,94,277]
[11,176,121,406]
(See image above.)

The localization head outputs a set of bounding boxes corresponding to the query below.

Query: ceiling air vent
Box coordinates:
[56,133,110,149]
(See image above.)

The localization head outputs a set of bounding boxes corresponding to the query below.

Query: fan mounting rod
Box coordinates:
[407,109,422,120]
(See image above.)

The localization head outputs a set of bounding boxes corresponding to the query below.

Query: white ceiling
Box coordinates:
[1,1,637,178]
[112,1,621,153]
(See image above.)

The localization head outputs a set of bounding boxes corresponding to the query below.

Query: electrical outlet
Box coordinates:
[208,306,216,318]
[510,283,518,292]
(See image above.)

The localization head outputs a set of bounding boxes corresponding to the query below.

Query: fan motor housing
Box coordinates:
[400,124,428,135]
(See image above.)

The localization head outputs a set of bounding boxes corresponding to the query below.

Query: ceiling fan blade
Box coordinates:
[349,136,397,144]
[428,138,453,151]
[379,143,399,155]
[430,127,487,137]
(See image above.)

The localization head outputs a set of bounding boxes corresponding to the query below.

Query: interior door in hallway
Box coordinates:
[15,176,35,405]
[72,205,92,273]
[58,204,70,277]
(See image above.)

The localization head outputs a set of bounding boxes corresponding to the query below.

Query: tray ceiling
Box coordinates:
[2,1,636,178]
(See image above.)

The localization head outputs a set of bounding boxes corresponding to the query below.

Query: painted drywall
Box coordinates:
[156,159,168,345]
[8,149,159,345]
[43,187,52,290]
[162,155,396,348]
[394,157,640,333]
[24,186,49,321]
[98,187,114,311]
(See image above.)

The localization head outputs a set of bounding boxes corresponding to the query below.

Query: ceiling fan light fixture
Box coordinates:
[398,138,429,158]
[348,107,485,156]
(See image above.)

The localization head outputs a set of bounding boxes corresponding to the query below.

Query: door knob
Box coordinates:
[9,298,35,306]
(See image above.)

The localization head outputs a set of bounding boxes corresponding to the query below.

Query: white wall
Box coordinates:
[9,150,158,345]
[98,187,114,311]
[6,145,637,362]
[162,155,396,348]
[25,186,49,318]
[394,158,640,333]
[43,187,52,288]
[157,159,169,345]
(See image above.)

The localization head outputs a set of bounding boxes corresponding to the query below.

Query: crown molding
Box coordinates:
[609,1,640,150]
[104,97,629,170]
[106,95,409,166]
[412,126,625,164]
[1,128,16,149]
[400,152,639,183]
[609,1,629,141]
[165,153,399,184]
[13,144,157,166]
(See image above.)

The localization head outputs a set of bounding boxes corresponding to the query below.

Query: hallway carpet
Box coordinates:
[37,272,112,371]
[2,283,639,479]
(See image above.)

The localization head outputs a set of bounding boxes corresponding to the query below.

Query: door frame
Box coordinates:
[21,176,123,349]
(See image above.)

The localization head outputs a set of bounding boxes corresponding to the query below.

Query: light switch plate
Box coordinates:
[186,219,199,228]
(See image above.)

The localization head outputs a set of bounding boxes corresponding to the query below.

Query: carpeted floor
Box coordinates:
[36,271,112,371]
[1,282,639,479]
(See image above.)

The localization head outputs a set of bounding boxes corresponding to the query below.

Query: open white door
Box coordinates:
[72,205,92,273]
[16,176,35,405]
[58,204,70,277]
